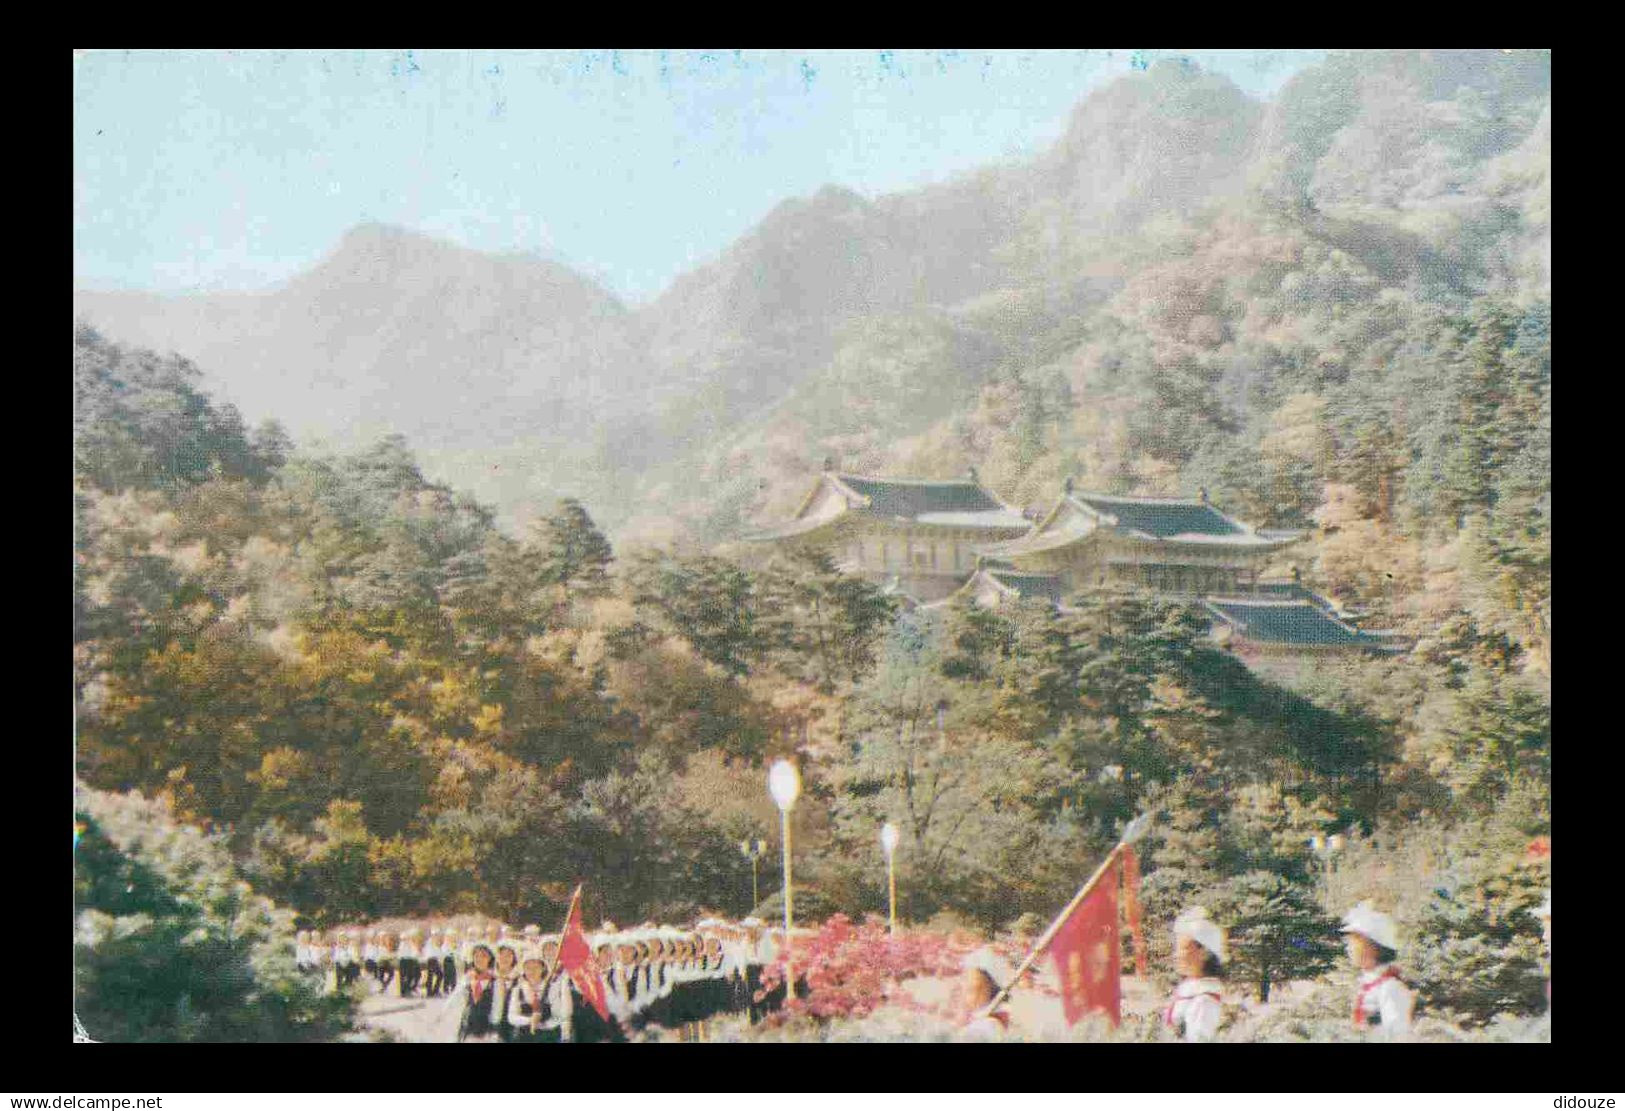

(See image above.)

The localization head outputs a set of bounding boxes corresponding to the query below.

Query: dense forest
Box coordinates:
[73,49,1549,1038]
[73,317,1547,1031]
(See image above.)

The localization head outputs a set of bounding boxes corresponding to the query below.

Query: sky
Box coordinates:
[74,49,1328,306]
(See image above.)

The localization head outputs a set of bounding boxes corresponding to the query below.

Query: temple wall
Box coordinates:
[805,519,1026,599]
[1005,538,1267,596]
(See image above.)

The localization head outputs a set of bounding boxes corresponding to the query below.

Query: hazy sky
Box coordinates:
[74,49,1327,305]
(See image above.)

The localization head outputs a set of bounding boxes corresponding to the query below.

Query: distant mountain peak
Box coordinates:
[339,220,426,244]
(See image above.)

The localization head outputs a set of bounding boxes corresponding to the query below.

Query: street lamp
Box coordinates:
[768,759,801,1000]
[1309,833,1345,897]
[738,837,767,913]
[880,822,900,935]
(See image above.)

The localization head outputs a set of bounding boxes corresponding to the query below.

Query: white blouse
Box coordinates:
[1165,977,1224,1042]
[1354,965,1414,1036]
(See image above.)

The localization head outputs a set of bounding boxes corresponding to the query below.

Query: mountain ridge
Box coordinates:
[73,50,1550,541]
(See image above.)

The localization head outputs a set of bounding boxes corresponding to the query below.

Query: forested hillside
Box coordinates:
[74,315,1548,1029]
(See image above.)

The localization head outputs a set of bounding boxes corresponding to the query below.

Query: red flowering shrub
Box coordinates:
[755,914,1044,1024]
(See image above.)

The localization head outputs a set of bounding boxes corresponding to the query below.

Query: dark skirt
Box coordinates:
[570,988,628,1043]
[459,992,497,1041]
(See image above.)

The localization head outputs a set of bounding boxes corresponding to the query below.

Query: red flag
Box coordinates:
[1049,855,1121,1026]
[557,885,611,1022]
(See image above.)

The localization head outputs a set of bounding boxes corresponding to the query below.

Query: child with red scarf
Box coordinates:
[454,944,499,1042]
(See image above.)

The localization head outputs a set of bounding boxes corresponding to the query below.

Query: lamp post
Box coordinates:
[1309,833,1345,901]
[738,837,767,913]
[768,759,801,1000]
[880,822,900,935]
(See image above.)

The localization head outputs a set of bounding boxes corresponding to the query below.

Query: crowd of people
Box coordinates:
[963,894,1552,1042]
[294,916,798,1042]
[293,890,1552,1042]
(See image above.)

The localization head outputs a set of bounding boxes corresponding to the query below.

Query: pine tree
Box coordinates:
[1205,869,1341,1002]
[1136,783,1225,970]
[1407,857,1547,1025]
[530,498,614,597]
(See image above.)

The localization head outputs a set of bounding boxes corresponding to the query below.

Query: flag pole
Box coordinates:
[979,813,1150,1017]
[538,883,582,999]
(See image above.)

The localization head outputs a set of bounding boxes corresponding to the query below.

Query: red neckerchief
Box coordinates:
[469,969,494,1003]
[1352,967,1401,1028]
[987,1009,1011,1030]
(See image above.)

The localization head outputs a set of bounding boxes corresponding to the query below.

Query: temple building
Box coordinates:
[749,466,1403,657]
[746,464,1032,603]
[975,479,1301,597]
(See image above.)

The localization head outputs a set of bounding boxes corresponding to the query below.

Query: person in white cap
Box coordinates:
[362,929,380,988]
[398,927,423,997]
[492,941,521,1043]
[1341,901,1414,1036]
[960,948,1013,1040]
[449,942,498,1042]
[441,927,460,995]
[422,928,444,998]
[606,937,638,1026]
[1164,906,1227,1042]
[507,951,560,1043]
[324,930,346,991]
[308,929,329,983]
[339,929,363,990]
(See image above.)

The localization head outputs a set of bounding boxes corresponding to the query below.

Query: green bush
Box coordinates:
[1407,855,1548,1025]
[74,784,353,1042]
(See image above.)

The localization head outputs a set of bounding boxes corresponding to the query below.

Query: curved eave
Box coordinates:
[976,528,1095,557]
[1125,532,1300,550]
[744,515,846,543]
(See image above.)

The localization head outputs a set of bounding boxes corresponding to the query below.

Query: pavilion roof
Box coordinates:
[834,473,1029,529]
[984,568,1068,605]
[1203,597,1379,648]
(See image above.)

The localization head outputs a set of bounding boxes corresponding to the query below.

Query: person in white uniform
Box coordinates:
[507,952,560,1043]
[336,930,361,990]
[398,927,423,997]
[423,929,444,997]
[1341,901,1414,1037]
[1163,906,1226,1042]
[959,948,1013,1041]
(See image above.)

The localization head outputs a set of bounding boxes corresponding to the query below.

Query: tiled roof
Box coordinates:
[1073,493,1243,539]
[839,474,1009,521]
[1204,598,1371,647]
[987,570,1067,604]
